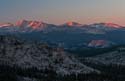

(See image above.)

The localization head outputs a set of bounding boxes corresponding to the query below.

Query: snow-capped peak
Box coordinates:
[103,23,122,28]
[28,21,47,29]
[15,20,48,29]
[89,23,123,28]
[63,21,82,27]
[15,19,29,27]
[0,23,13,28]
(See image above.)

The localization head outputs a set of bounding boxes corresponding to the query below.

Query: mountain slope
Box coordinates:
[15,20,56,30]
[86,47,125,65]
[0,35,98,75]
[0,23,13,28]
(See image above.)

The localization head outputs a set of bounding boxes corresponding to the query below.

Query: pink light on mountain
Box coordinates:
[104,23,122,28]
[88,40,113,48]
[15,20,48,30]
[65,21,82,27]
[16,20,29,27]
[28,21,42,29]
[0,23,13,27]
[67,21,74,26]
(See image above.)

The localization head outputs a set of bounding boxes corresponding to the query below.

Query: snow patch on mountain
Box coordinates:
[61,21,82,27]
[88,40,115,48]
[0,23,14,28]
[15,20,49,30]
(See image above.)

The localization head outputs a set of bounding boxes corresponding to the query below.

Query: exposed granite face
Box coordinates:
[86,51,125,65]
[0,36,97,75]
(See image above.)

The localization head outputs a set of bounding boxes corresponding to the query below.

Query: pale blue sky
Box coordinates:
[0,0,125,25]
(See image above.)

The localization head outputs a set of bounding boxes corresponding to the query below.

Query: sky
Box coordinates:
[0,0,125,25]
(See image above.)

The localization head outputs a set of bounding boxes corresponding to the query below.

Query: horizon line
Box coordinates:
[0,19,124,26]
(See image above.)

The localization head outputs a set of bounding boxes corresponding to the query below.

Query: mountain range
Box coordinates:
[0,20,125,81]
[0,20,125,49]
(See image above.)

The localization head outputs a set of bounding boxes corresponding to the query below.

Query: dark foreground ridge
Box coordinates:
[0,35,125,81]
